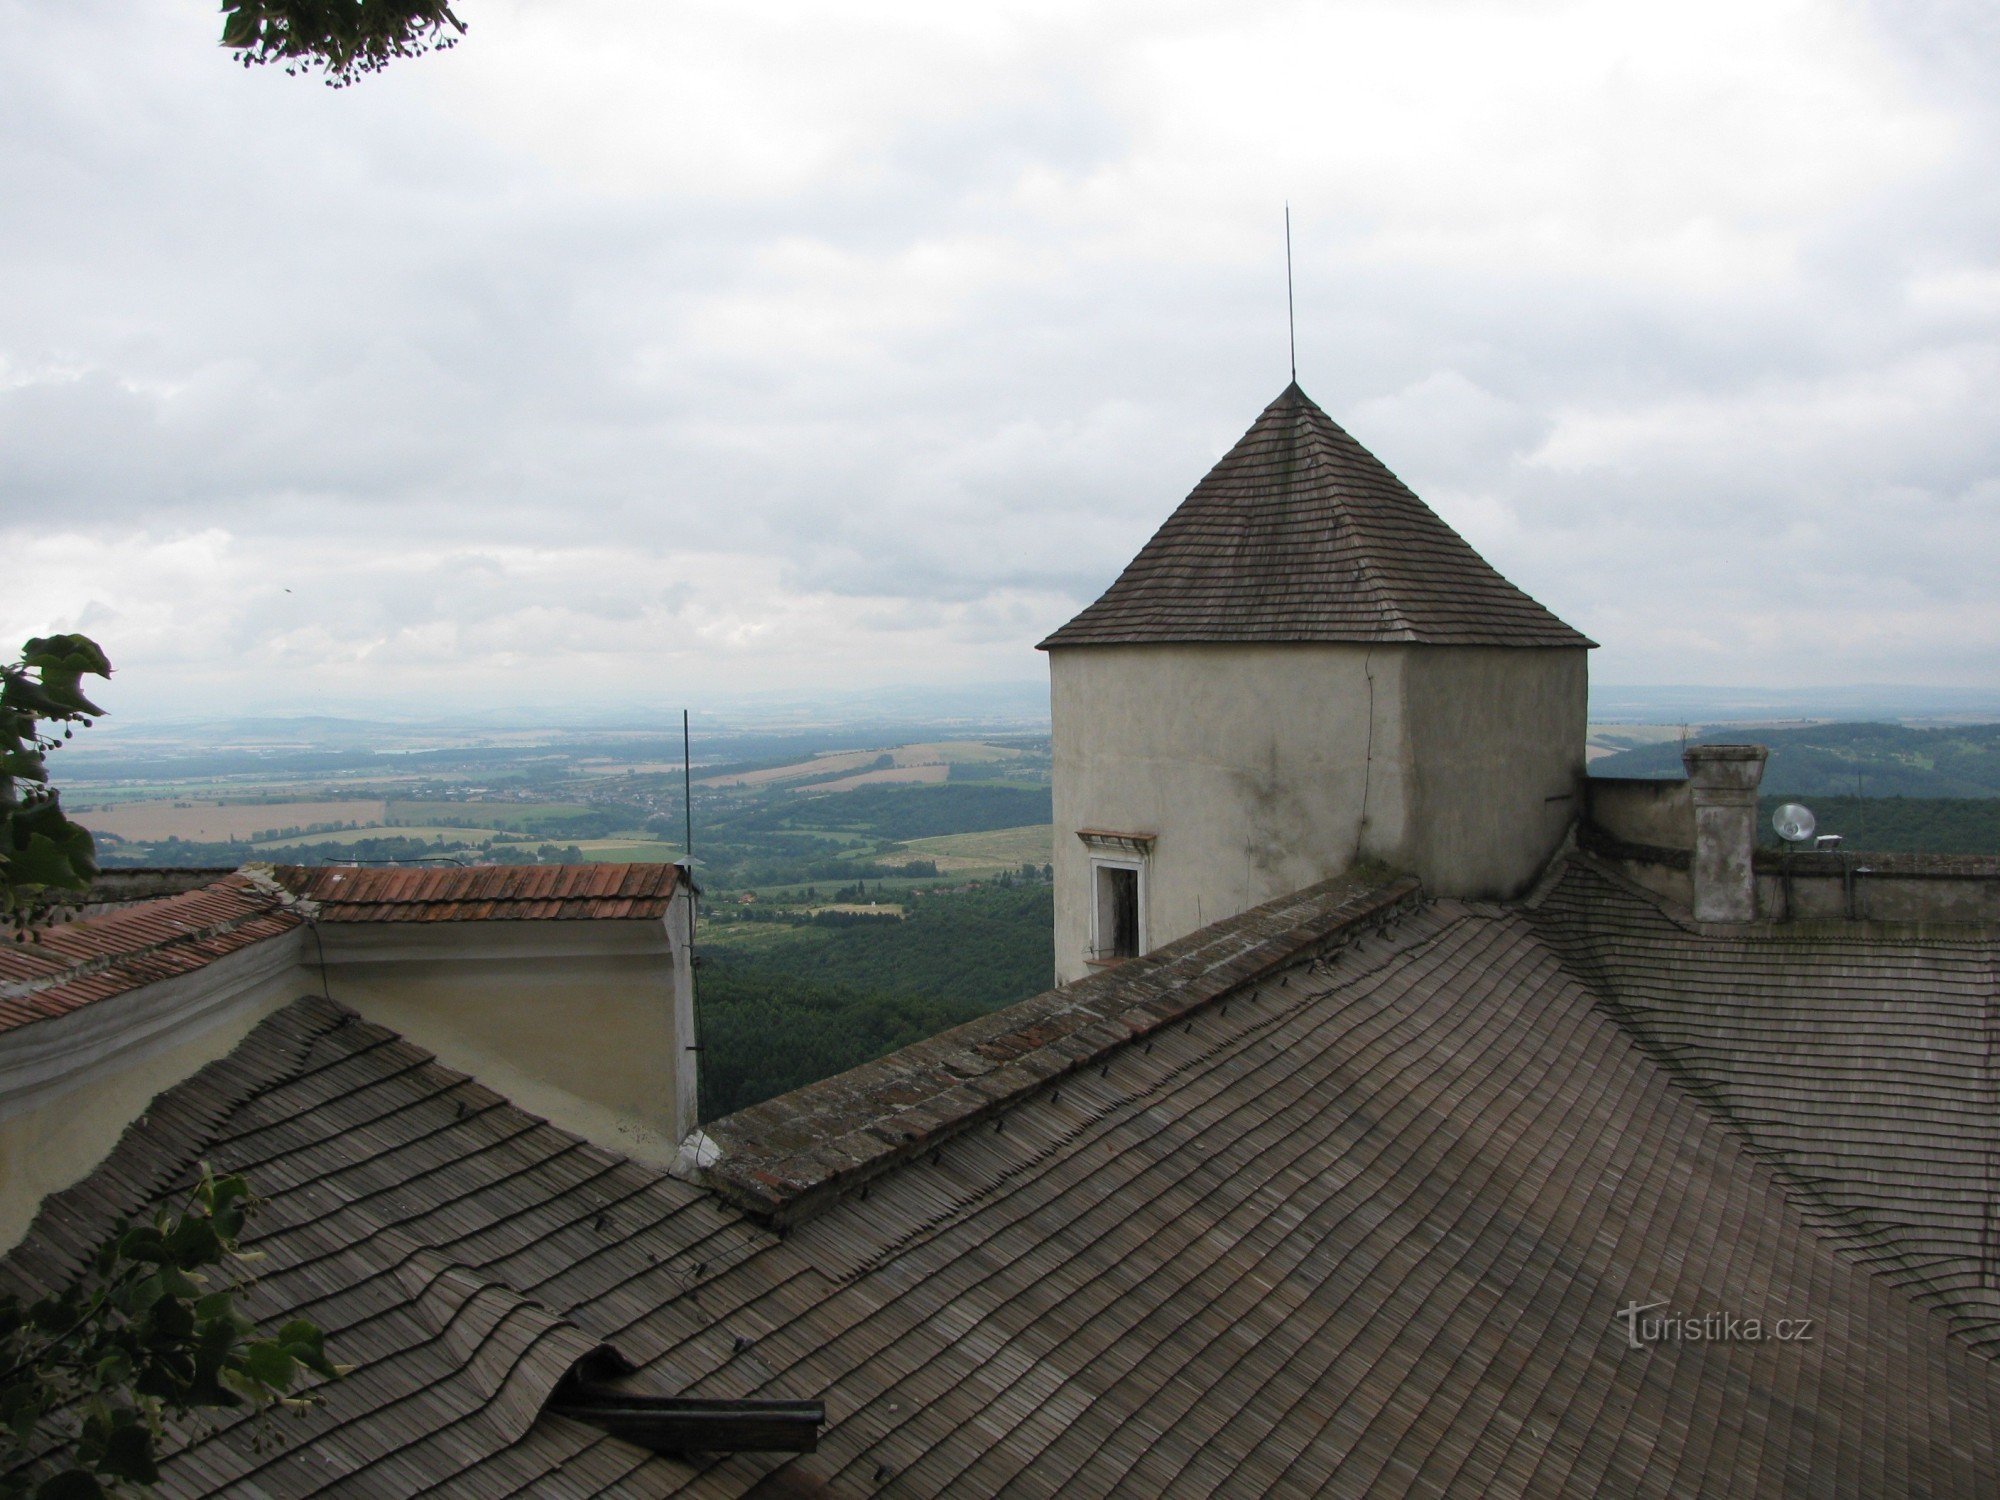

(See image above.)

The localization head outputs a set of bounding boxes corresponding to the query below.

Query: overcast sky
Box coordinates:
[4,0,1996,721]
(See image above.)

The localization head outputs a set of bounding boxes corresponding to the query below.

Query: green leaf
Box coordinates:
[21,635,111,679]
[164,1214,221,1268]
[98,1421,159,1485]
[1,832,84,892]
[239,1341,296,1392]
[33,1473,105,1500]
[115,1227,167,1265]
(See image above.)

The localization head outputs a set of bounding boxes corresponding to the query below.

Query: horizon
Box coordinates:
[49,678,2000,750]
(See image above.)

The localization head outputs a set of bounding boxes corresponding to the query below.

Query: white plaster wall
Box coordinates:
[1586,777,1694,850]
[312,919,688,1165]
[1049,644,1411,983]
[1401,646,1589,898]
[0,930,306,1251]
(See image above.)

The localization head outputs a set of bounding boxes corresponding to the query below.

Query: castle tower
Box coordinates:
[1040,382,1593,981]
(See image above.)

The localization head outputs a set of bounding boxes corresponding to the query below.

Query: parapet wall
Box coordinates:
[1585,776,1692,849]
[1756,849,2000,925]
[1583,773,1999,926]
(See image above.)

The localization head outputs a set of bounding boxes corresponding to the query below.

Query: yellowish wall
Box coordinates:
[3,907,701,1251]
[313,918,689,1165]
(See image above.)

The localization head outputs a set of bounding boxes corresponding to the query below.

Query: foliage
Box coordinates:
[1756,795,2000,856]
[697,885,1056,1118]
[1,636,111,929]
[720,784,1054,844]
[698,966,987,1120]
[220,1,465,86]
[0,1168,340,1498]
[1591,722,2000,798]
[721,885,1053,1007]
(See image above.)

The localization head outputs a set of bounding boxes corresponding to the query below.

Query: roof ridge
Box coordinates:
[693,872,1425,1227]
[808,896,1477,1282]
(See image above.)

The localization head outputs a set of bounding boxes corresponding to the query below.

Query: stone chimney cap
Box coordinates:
[1681,743,1769,795]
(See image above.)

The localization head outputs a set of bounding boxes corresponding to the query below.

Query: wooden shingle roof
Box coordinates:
[9,876,2000,1495]
[1040,383,1593,650]
[1532,857,2000,1355]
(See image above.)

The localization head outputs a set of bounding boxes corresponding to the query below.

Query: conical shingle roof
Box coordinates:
[1040,382,1593,649]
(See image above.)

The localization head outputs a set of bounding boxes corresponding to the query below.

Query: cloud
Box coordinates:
[3,0,1997,716]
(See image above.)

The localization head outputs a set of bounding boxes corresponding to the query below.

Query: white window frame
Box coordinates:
[1089,855,1147,962]
[1076,828,1155,965]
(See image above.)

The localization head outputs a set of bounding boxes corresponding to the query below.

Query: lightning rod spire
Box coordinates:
[1285,202,1296,384]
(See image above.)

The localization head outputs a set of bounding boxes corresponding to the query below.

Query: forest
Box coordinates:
[696,885,1054,1117]
[1755,795,2000,855]
[1592,721,2000,797]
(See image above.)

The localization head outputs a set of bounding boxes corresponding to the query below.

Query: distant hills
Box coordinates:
[1590,722,2000,798]
[1588,684,2000,724]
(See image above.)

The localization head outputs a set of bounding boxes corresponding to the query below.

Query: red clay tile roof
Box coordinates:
[276,862,682,922]
[0,874,301,1035]
[1041,382,1594,650]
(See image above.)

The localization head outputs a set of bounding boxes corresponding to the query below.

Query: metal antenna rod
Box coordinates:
[1285,202,1296,384]
[682,706,702,1122]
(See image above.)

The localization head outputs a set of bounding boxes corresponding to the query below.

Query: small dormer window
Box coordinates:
[1077,829,1155,966]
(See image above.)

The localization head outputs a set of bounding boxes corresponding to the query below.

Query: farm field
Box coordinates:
[79,799,387,842]
[74,725,1056,896]
[897,823,1054,871]
[567,840,684,862]
[250,824,502,849]
[808,764,948,792]
[704,740,1025,788]
[702,748,892,788]
[384,800,604,830]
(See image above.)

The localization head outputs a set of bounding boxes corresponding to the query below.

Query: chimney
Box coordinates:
[1680,744,1768,922]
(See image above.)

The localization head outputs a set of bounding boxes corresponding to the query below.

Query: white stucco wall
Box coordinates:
[311,909,695,1166]
[1401,646,1588,899]
[2,898,703,1250]
[1050,644,1412,983]
[1049,641,1587,980]
[0,929,306,1251]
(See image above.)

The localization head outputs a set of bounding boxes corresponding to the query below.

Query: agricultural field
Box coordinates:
[1585,723,1689,762]
[77,799,386,842]
[893,823,1055,872]
[72,726,1055,888]
[249,824,500,849]
[703,740,1026,789]
[808,763,949,791]
[384,800,608,832]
